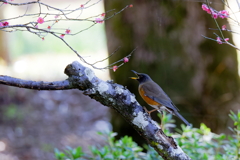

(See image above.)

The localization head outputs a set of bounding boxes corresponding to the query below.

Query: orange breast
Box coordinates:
[139,87,160,106]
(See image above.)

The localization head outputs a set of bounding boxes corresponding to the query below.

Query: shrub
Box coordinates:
[54,111,240,160]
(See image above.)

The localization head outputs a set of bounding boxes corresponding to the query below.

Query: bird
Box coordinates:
[130,70,190,126]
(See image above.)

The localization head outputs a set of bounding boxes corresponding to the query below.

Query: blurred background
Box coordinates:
[0,0,240,159]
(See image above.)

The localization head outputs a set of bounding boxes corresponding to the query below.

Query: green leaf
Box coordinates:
[54,148,66,160]
[72,147,83,159]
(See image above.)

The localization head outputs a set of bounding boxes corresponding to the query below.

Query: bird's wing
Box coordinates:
[141,82,179,111]
[146,95,179,111]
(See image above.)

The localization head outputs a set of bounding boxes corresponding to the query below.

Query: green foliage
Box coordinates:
[4,104,23,120]
[54,132,151,160]
[175,110,240,160]
[93,132,144,159]
[55,146,84,160]
[54,111,240,160]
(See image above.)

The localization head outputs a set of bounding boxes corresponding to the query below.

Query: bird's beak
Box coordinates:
[130,70,139,79]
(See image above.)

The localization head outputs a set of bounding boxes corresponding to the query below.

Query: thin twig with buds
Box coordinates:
[0,0,134,70]
[201,0,240,51]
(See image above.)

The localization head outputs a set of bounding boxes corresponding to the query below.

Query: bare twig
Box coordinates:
[108,47,137,69]
[91,46,122,65]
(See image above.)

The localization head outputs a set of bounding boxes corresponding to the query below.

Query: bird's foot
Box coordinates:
[148,108,158,114]
[143,107,158,119]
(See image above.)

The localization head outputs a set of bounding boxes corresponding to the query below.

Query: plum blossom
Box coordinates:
[202,4,229,19]
[4,0,14,4]
[212,12,218,19]
[60,34,65,38]
[113,66,118,72]
[95,18,104,24]
[222,25,227,30]
[3,22,9,26]
[216,37,222,44]
[65,29,71,34]
[123,57,129,63]
[218,10,229,19]
[37,17,44,24]
[202,4,212,14]
[1,22,9,26]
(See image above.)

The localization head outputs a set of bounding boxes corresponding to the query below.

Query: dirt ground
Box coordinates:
[0,85,111,160]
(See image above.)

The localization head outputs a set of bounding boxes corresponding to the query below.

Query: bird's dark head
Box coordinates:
[130,70,152,83]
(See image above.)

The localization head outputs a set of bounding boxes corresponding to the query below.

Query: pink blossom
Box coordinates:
[65,29,71,34]
[47,26,51,29]
[123,57,129,63]
[60,34,65,38]
[202,4,209,11]
[80,4,84,8]
[212,12,218,19]
[37,17,44,24]
[0,22,9,27]
[129,4,133,8]
[207,10,212,14]
[4,0,13,4]
[216,37,222,44]
[218,10,229,19]
[101,13,106,17]
[202,4,211,14]
[3,21,9,26]
[113,66,118,72]
[224,38,229,41]
[95,18,104,24]
[202,4,229,19]
[35,25,38,28]
[222,25,227,30]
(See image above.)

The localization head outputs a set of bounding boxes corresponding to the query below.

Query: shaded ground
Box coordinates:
[0,85,111,160]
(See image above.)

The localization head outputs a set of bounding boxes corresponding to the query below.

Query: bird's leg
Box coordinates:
[161,112,164,130]
[148,108,158,114]
[158,110,164,129]
[143,106,149,113]
[143,107,158,118]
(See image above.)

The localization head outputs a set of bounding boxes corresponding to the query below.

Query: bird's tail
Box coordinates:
[174,111,191,126]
